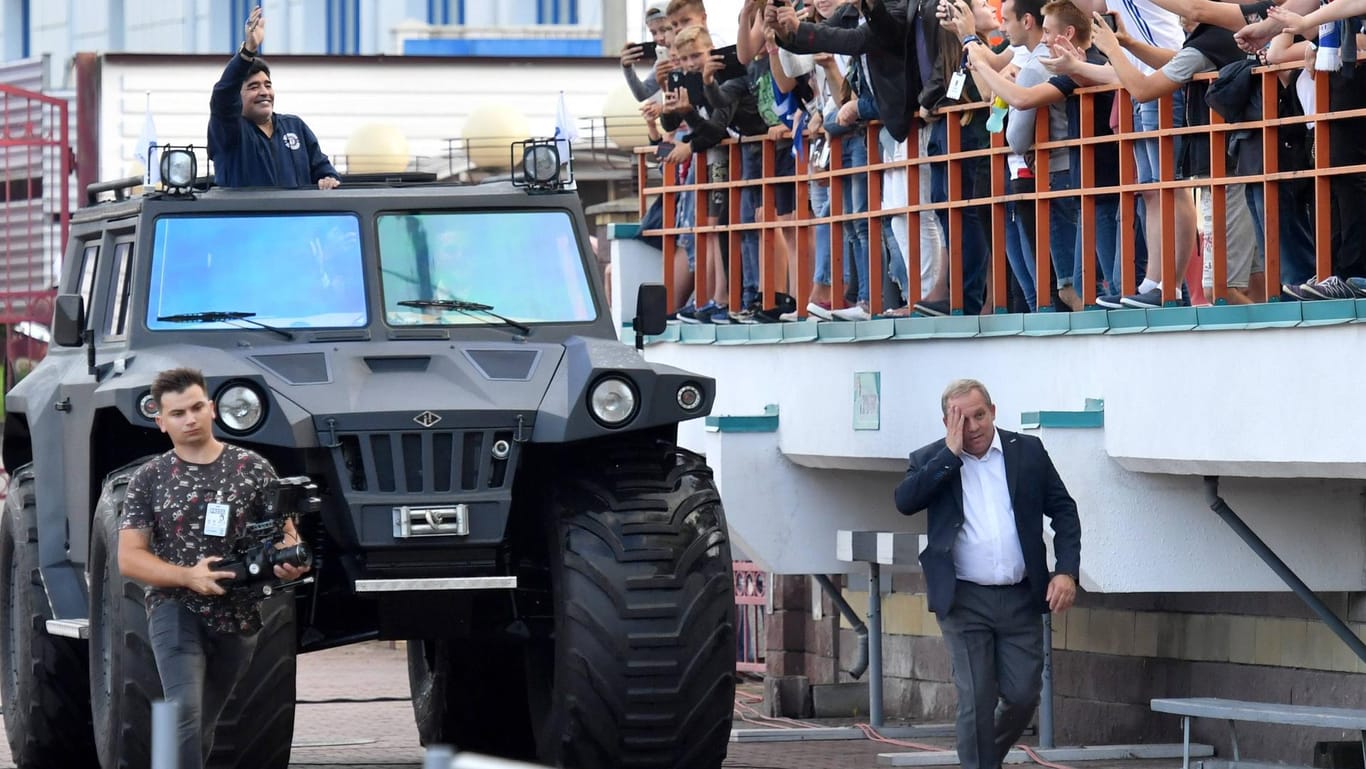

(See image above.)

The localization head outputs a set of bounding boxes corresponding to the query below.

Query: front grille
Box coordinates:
[332,428,517,494]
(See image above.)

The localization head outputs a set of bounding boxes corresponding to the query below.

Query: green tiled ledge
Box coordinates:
[1021,398,1105,429]
[648,301,1365,346]
[705,403,779,433]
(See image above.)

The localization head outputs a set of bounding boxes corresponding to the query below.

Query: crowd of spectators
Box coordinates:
[624,0,1366,323]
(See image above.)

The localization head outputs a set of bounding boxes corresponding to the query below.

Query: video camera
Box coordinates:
[217,476,320,588]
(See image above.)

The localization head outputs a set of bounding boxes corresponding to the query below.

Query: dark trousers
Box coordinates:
[1330,66,1366,279]
[148,602,260,769]
[935,580,1043,769]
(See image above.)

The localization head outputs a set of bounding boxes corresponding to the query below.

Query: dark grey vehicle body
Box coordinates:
[0,177,737,769]
[4,182,712,643]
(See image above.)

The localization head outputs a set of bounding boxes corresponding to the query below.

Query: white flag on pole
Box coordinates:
[553,91,578,166]
[134,92,160,187]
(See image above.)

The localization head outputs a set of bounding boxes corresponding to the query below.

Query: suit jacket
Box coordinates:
[893,429,1081,616]
[779,1,912,142]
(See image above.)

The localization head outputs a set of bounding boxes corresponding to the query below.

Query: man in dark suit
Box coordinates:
[893,379,1081,769]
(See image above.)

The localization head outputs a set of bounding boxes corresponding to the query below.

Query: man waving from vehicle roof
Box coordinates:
[208,6,341,189]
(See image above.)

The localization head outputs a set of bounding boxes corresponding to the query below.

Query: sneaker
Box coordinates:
[1119,287,1163,309]
[676,301,714,324]
[707,305,732,324]
[806,301,834,321]
[912,299,950,317]
[1095,294,1124,309]
[1348,277,1366,296]
[777,310,800,322]
[752,293,797,323]
[831,301,872,321]
[1302,275,1360,300]
[1280,282,1314,301]
[666,301,695,323]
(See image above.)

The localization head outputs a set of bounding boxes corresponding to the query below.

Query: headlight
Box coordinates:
[588,377,637,428]
[522,144,559,185]
[159,148,197,191]
[676,383,704,412]
[216,384,265,434]
[138,392,159,420]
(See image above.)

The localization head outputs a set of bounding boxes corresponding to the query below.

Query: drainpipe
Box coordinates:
[814,574,869,679]
[1204,476,1366,664]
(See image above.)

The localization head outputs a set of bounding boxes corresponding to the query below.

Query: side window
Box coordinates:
[105,242,134,339]
[76,245,99,308]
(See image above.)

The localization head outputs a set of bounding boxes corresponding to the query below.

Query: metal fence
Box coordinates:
[733,560,767,674]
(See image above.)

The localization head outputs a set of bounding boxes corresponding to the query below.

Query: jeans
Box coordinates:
[149,602,260,769]
[878,127,910,303]
[1005,200,1037,311]
[1244,183,1314,287]
[676,163,696,269]
[1082,194,1123,294]
[928,119,989,314]
[841,133,871,303]
[811,181,833,286]
[1048,169,1080,288]
[740,143,763,307]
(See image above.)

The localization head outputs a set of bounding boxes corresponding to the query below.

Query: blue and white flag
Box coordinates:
[554,91,578,165]
[133,93,160,187]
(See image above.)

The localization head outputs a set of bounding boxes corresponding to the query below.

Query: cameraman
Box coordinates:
[119,367,309,769]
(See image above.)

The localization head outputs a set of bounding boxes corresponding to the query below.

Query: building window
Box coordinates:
[326,0,361,54]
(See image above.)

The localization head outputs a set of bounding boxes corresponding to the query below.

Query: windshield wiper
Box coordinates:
[397,299,531,336]
[157,311,295,341]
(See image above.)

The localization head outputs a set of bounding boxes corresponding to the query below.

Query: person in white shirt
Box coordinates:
[894,379,1081,769]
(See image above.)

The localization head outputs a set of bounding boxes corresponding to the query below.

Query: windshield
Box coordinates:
[377,210,596,326]
[146,214,367,331]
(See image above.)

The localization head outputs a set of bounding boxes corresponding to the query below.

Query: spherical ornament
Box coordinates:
[345,123,411,174]
[461,103,531,170]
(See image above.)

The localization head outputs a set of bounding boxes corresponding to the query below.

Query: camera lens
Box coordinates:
[271,543,312,570]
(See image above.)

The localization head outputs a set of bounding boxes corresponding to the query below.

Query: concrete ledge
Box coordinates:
[877,743,1215,766]
[705,404,779,433]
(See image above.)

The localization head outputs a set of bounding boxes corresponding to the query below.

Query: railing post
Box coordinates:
[867,561,883,728]
[151,700,179,769]
[1040,615,1054,748]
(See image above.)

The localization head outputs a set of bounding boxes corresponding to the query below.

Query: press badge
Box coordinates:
[204,502,231,538]
[946,71,967,101]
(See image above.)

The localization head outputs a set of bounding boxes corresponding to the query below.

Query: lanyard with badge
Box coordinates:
[204,489,232,538]
[947,36,976,101]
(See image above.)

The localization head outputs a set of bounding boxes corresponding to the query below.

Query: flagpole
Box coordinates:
[144,91,152,187]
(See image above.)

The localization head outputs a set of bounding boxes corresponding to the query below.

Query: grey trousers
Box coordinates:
[935,580,1044,769]
[148,602,260,769]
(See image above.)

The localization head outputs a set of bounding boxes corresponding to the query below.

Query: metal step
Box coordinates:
[45,619,90,639]
[353,576,517,592]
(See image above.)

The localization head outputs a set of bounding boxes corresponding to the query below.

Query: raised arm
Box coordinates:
[893,443,962,515]
[1145,0,1247,32]
[1092,13,1180,101]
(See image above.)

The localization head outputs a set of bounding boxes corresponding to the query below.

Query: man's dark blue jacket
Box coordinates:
[893,429,1081,616]
[208,52,338,188]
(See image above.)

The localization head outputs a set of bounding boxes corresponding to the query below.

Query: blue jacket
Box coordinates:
[208,52,338,188]
[893,429,1081,616]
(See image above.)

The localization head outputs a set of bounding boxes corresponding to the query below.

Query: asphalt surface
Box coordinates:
[0,641,1184,769]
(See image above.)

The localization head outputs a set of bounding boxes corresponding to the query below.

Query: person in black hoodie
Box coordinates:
[208,7,339,189]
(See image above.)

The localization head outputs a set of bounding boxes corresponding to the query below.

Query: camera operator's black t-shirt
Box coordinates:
[121,445,277,633]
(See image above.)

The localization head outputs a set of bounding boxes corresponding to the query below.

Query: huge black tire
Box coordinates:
[88,479,160,769]
[533,439,736,768]
[409,439,736,768]
[407,638,536,759]
[206,594,297,769]
[0,466,99,768]
[89,475,298,769]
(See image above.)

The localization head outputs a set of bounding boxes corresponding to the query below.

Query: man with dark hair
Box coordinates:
[894,379,1081,769]
[119,367,309,769]
[209,6,340,189]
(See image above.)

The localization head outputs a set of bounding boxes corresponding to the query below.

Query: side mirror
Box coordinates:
[633,284,668,349]
[52,294,86,348]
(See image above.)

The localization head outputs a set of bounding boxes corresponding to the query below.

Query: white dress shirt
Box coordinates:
[953,430,1027,586]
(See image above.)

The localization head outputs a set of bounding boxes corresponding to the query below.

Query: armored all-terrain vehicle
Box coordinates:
[0,146,736,769]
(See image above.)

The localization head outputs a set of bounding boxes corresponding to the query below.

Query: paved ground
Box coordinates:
[0,641,1186,768]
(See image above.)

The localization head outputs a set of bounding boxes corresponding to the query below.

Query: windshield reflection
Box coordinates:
[147,214,367,330]
[378,211,596,326]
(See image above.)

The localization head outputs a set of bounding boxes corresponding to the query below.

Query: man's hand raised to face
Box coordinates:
[245,6,266,54]
[944,403,965,456]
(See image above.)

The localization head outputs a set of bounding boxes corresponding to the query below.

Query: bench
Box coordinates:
[1152,697,1366,769]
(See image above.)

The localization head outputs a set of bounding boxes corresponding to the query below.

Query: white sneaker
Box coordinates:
[831,302,871,321]
[806,302,834,321]
[778,310,800,322]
